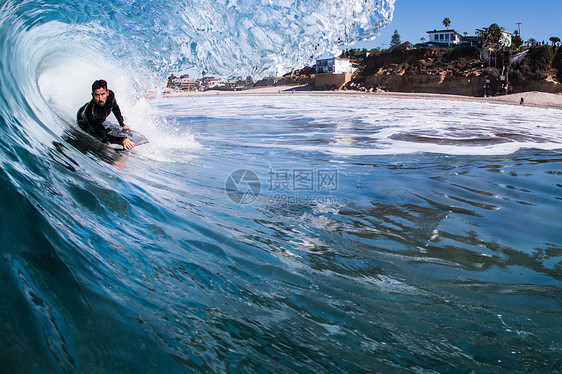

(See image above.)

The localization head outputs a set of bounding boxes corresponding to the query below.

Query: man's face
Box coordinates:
[92,87,108,106]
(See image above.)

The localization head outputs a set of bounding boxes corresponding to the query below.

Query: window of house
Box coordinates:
[440,34,444,41]
[445,34,449,41]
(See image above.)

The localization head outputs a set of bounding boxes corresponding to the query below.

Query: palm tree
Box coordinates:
[479,23,504,51]
[443,18,451,29]
[527,38,538,48]
[549,36,560,47]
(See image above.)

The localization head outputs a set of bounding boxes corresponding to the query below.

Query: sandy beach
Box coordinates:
[162,85,562,110]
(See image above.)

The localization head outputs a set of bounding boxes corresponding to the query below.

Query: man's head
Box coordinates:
[92,79,108,106]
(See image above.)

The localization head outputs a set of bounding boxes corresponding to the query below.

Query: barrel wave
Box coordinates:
[2,0,562,373]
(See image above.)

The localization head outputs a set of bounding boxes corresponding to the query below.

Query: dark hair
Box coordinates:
[92,79,107,91]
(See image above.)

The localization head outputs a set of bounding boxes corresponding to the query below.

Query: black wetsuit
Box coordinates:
[76,90,127,144]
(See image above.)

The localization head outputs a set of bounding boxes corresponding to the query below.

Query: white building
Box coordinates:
[315,57,355,75]
[499,30,513,48]
[426,29,464,46]
[204,77,226,88]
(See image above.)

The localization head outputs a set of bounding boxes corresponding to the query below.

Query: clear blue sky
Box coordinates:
[352,0,562,50]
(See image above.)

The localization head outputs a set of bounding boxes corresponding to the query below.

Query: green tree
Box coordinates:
[390,30,401,48]
[512,35,524,50]
[512,30,523,50]
[478,23,504,51]
[550,36,560,46]
[443,17,451,29]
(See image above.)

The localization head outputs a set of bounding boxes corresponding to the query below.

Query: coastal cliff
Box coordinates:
[349,45,484,95]
[256,44,562,97]
[350,43,562,96]
[253,66,315,87]
[349,45,486,95]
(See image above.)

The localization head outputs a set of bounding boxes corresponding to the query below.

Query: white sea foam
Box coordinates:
[163,94,562,156]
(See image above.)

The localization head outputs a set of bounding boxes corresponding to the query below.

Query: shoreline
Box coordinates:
[160,85,562,110]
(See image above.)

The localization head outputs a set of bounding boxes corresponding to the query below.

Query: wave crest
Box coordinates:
[2,0,395,80]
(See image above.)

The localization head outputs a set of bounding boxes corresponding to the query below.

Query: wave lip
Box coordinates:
[3,0,396,80]
[177,0,396,76]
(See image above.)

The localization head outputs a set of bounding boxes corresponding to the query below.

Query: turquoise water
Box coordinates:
[1,0,561,372]
[7,93,562,372]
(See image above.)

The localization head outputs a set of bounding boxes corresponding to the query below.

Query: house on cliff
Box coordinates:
[423,29,480,48]
[427,29,464,46]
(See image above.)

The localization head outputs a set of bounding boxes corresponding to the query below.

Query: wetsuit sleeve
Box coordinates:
[77,102,89,125]
[77,101,96,131]
[110,91,126,127]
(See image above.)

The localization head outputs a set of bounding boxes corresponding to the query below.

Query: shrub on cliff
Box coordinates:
[552,48,562,82]
[443,46,479,61]
[521,45,555,73]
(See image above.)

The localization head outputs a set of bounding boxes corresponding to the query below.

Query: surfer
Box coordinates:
[77,80,135,150]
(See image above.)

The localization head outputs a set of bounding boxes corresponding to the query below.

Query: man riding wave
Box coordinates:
[77,80,135,150]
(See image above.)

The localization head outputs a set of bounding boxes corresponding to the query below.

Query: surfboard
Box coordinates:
[106,125,149,150]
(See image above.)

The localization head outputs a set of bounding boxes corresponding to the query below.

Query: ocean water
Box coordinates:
[1,0,562,372]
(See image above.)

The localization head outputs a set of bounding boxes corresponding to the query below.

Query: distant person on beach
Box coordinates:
[520,97,525,105]
[77,79,134,150]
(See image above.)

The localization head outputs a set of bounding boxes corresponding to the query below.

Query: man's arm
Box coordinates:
[109,90,129,129]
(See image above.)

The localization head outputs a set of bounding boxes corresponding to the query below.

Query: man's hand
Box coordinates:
[122,138,135,150]
[122,125,131,130]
